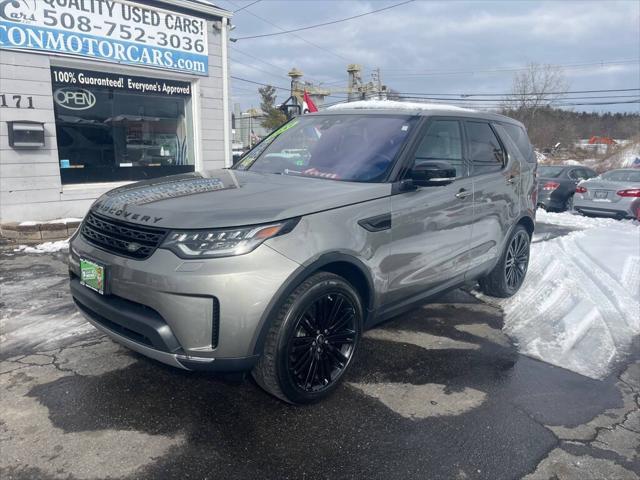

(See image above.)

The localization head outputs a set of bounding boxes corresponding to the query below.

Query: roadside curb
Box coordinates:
[1,220,80,244]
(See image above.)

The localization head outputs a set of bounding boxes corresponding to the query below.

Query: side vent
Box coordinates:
[358,213,392,232]
[211,298,220,349]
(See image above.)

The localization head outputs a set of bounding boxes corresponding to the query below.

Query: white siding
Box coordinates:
[0,11,229,223]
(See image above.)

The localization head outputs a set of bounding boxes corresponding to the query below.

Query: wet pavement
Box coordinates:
[1,246,639,479]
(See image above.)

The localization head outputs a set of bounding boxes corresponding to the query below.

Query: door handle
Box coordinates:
[455,189,472,199]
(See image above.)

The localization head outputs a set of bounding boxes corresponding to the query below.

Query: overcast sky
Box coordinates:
[217,0,640,113]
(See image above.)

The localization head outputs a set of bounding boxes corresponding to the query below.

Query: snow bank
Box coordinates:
[14,240,69,254]
[479,217,639,379]
[328,99,474,112]
[17,218,82,226]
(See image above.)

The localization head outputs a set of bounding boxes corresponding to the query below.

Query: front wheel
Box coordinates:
[478,225,530,298]
[252,272,363,404]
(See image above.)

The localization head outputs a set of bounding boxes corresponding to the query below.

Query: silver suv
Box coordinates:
[69,105,536,404]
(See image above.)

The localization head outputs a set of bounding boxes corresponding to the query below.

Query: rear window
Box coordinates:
[538,166,565,178]
[601,170,640,182]
[502,123,534,163]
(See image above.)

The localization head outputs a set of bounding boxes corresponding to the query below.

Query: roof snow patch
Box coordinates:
[328,99,475,112]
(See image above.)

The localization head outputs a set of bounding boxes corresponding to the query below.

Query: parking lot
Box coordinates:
[1,221,638,480]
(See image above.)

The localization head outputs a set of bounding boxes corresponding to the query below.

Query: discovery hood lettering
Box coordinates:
[91,169,391,229]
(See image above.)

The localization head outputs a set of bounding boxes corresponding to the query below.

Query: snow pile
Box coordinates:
[563,159,581,166]
[534,150,548,163]
[607,142,640,169]
[18,218,82,226]
[480,214,639,379]
[14,240,69,254]
[328,99,474,112]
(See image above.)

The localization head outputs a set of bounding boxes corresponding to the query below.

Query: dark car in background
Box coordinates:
[574,168,640,220]
[537,165,598,212]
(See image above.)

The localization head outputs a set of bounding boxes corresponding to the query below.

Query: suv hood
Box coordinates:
[91,169,391,229]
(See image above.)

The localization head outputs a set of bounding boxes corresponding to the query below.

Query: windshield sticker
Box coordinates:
[270,119,299,138]
[237,120,300,170]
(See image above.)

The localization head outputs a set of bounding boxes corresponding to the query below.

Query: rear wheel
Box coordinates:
[478,225,530,298]
[252,272,362,404]
[564,195,574,212]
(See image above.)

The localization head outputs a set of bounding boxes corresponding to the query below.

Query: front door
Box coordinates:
[385,118,476,306]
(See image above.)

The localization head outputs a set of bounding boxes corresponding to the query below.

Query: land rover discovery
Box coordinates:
[69,102,536,404]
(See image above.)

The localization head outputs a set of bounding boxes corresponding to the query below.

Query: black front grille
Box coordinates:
[81,211,167,259]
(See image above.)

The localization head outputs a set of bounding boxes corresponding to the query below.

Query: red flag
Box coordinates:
[303,91,318,113]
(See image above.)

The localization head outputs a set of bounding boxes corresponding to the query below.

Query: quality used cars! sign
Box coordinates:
[0,0,209,75]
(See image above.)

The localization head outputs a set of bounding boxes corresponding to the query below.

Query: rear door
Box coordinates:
[386,118,475,305]
[464,121,520,277]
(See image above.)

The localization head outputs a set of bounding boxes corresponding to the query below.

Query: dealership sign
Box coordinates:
[0,0,209,76]
[51,66,192,98]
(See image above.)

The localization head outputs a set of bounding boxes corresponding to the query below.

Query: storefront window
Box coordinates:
[51,67,194,184]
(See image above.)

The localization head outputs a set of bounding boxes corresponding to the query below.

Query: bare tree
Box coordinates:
[503,63,570,116]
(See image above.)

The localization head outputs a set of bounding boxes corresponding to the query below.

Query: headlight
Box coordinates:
[160,218,299,259]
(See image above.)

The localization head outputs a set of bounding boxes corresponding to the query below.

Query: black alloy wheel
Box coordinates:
[504,230,530,292]
[286,292,357,393]
[252,272,363,404]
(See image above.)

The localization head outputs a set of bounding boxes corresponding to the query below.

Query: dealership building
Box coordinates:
[0,0,232,222]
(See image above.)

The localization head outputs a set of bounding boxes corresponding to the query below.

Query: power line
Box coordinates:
[395,94,640,102]
[382,60,639,78]
[231,58,287,81]
[227,0,350,62]
[230,46,344,86]
[231,76,290,92]
[233,0,260,13]
[234,0,415,40]
[231,46,286,76]
[392,87,640,97]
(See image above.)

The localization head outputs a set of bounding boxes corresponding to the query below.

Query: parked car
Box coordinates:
[574,168,640,220]
[69,106,536,404]
[536,165,598,212]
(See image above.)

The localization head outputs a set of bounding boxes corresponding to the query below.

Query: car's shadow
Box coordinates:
[26,293,623,480]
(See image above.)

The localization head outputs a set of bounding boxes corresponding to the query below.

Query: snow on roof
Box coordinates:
[327,99,475,113]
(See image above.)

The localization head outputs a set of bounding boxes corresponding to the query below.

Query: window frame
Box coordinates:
[463,120,508,178]
[394,116,470,183]
[499,122,535,163]
[234,112,419,184]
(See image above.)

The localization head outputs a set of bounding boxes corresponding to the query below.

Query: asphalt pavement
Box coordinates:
[1,228,638,480]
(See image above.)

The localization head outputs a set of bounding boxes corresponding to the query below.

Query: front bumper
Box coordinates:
[536,189,567,210]
[69,233,300,371]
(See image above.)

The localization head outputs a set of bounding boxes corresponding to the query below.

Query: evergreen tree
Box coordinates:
[258,85,287,131]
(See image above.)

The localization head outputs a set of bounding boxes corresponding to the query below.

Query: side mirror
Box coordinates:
[410,160,456,187]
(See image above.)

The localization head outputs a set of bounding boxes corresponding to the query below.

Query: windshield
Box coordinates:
[234,114,417,182]
[538,166,565,178]
[601,169,640,183]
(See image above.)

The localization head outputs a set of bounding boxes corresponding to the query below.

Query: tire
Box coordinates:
[252,272,363,404]
[564,195,574,212]
[478,225,530,298]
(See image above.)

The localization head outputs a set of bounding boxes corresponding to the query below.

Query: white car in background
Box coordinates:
[574,168,640,220]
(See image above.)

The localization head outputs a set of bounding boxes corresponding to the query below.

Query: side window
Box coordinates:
[502,123,534,163]
[570,169,589,180]
[414,120,467,177]
[466,121,505,175]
